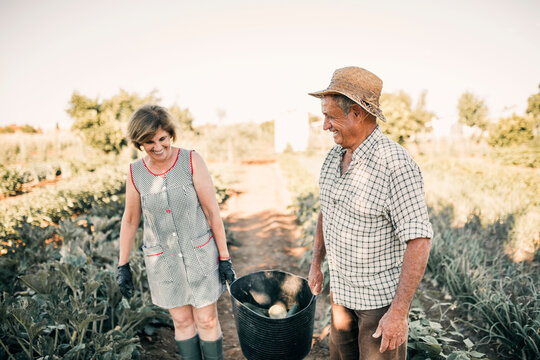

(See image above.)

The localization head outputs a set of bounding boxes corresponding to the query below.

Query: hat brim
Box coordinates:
[308,89,342,98]
[307,90,387,122]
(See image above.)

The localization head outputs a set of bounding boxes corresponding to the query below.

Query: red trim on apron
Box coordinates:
[145,251,164,257]
[130,163,139,194]
[194,235,213,248]
[142,148,180,176]
[190,150,194,176]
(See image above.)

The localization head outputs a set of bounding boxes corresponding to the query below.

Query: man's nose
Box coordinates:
[323,118,331,131]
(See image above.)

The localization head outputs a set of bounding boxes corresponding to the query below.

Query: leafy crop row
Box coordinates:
[0,170,236,359]
[0,152,123,199]
[427,207,540,359]
[0,164,126,238]
[0,163,62,196]
[0,198,170,359]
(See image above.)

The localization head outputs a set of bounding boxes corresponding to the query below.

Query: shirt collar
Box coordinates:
[336,125,382,163]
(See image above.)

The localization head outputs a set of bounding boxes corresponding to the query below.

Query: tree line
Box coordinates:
[65,86,540,155]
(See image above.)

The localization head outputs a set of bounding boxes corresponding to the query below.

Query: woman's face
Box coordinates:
[142,128,172,161]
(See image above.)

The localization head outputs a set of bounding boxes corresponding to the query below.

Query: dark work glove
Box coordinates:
[218,258,236,285]
[117,263,134,298]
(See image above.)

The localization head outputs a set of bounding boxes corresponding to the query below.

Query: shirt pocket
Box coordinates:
[190,232,219,276]
[142,244,174,284]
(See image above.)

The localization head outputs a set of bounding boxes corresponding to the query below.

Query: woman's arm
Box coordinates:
[118,167,142,266]
[191,151,229,259]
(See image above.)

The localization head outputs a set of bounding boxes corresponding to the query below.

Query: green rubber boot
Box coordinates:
[176,334,202,360]
[200,335,224,360]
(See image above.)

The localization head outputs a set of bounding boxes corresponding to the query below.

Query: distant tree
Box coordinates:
[169,104,195,133]
[260,120,275,137]
[526,85,540,141]
[0,126,15,134]
[0,124,40,133]
[67,89,159,154]
[526,84,540,120]
[488,113,535,147]
[20,124,39,133]
[379,90,434,144]
[457,91,489,131]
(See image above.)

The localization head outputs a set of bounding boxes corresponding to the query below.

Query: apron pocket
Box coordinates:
[142,245,174,284]
[191,232,219,276]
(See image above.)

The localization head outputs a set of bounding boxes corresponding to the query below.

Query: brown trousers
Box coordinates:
[329,293,407,360]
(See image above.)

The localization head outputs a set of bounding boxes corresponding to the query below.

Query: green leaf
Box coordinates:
[447,352,470,360]
[416,341,442,355]
[19,271,60,295]
[438,336,457,343]
[463,338,474,349]
[63,343,87,359]
[83,280,101,298]
[121,298,131,310]
[420,335,440,345]
[469,351,486,358]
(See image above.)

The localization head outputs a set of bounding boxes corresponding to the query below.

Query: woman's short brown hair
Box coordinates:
[127,104,177,150]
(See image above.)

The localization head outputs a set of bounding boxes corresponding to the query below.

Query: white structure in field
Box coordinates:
[274,110,309,152]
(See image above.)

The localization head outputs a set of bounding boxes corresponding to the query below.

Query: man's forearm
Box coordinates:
[311,211,326,266]
[389,237,431,315]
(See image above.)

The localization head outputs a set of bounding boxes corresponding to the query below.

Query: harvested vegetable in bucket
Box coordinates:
[229,270,317,360]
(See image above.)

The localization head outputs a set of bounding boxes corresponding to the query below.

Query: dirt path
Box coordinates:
[141,160,329,359]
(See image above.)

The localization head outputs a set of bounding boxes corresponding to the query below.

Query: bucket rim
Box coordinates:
[230,269,317,320]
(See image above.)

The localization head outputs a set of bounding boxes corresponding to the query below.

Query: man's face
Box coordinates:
[321,96,362,150]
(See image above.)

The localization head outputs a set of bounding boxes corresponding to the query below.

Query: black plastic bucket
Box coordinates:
[229,270,317,360]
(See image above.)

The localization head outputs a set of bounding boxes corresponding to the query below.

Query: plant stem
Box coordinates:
[14,337,30,359]
[0,338,16,360]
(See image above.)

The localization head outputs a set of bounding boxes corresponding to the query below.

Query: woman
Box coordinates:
[116,104,236,360]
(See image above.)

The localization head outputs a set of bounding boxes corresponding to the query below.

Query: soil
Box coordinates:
[140,160,330,359]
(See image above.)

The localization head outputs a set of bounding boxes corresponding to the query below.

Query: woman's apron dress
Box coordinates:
[130,148,225,309]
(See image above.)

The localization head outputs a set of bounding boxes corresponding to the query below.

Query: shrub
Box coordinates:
[488,114,536,147]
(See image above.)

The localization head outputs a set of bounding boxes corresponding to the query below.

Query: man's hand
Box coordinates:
[308,264,324,295]
[117,263,134,298]
[218,258,236,285]
[372,308,408,352]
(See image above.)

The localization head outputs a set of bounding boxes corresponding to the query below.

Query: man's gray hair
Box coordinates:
[328,94,356,115]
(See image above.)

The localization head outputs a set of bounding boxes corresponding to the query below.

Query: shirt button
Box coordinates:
[162,186,167,191]
[172,232,177,237]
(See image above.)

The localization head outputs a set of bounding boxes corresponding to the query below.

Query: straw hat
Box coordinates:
[308,66,387,122]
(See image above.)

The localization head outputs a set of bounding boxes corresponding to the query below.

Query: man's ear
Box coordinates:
[350,104,363,118]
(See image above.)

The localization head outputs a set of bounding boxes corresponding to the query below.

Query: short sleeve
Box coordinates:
[386,160,433,243]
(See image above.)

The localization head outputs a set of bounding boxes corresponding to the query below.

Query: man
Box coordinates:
[307,67,433,360]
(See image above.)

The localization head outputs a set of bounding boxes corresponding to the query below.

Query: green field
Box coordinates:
[1,124,538,359]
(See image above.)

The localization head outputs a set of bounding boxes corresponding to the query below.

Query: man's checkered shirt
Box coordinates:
[319,126,433,310]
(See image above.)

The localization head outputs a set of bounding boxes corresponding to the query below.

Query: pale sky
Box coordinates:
[1,0,539,135]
